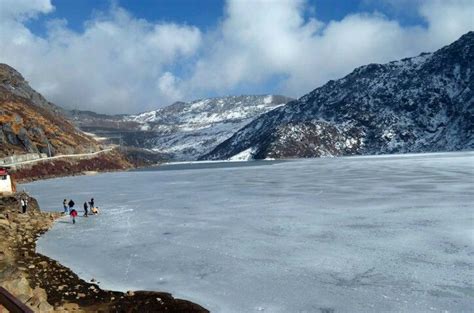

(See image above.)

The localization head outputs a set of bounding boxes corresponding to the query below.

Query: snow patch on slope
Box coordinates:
[229,147,255,161]
[125,95,292,160]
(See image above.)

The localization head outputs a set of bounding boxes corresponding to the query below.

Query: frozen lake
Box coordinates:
[24,152,474,312]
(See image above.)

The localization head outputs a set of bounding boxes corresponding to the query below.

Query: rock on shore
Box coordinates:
[0,194,209,312]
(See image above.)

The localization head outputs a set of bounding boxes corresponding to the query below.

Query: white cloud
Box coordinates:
[0,0,473,113]
[0,1,201,113]
[420,0,474,45]
[189,0,323,92]
[187,0,474,99]
[157,72,183,102]
[0,0,53,21]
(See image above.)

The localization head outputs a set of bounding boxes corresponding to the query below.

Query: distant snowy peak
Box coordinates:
[203,31,474,160]
[128,95,289,125]
[125,95,293,160]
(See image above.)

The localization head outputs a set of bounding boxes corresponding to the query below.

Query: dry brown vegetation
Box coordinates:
[0,90,99,157]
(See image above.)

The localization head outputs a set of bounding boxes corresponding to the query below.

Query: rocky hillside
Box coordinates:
[72,95,292,160]
[203,31,474,160]
[0,64,98,158]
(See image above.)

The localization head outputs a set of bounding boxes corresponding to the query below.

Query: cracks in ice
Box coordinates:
[330,267,382,287]
[123,211,134,282]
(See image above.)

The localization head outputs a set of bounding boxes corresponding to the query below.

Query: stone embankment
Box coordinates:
[11,150,133,183]
[0,153,48,166]
[0,194,209,312]
[9,148,169,183]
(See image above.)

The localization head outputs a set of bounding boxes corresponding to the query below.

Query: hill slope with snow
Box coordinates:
[203,32,474,160]
[124,95,292,160]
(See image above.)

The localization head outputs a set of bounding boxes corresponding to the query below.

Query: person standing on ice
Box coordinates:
[83,201,89,217]
[70,208,78,224]
[68,199,75,212]
[63,199,68,214]
[89,198,94,209]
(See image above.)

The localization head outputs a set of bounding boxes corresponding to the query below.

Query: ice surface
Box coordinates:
[23,152,474,313]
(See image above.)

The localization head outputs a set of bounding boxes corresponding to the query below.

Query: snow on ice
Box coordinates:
[23,152,474,313]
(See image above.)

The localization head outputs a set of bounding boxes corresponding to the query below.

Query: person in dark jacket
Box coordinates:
[20,198,27,213]
[89,198,95,208]
[68,199,75,211]
[83,201,88,217]
[70,209,78,224]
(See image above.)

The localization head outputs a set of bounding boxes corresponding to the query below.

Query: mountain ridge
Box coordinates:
[202,31,474,160]
[72,95,293,161]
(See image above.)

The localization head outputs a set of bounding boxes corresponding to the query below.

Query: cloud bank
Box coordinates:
[0,0,473,113]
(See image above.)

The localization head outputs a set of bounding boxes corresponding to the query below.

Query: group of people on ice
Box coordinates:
[63,197,99,224]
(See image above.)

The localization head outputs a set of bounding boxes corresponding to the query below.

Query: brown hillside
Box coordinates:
[0,64,98,157]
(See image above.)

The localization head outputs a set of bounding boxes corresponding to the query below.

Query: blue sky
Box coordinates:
[1,0,473,113]
[27,0,425,36]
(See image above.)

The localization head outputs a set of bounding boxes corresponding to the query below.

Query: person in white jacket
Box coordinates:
[20,198,27,213]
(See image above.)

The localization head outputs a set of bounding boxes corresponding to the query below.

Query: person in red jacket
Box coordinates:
[70,209,78,224]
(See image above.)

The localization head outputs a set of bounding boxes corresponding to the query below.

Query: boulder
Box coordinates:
[13,114,23,124]
[0,128,5,145]
[17,127,38,153]
[16,293,31,304]
[0,218,10,227]
[32,287,47,300]
[2,123,19,145]
[37,301,54,313]
[29,127,45,140]
[59,302,80,311]
[28,295,41,307]
[1,276,33,298]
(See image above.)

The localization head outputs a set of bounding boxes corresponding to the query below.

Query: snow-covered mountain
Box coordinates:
[124,95,292,160]
[203,31,474,160]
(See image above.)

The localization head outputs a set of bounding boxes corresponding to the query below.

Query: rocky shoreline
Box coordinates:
[0,193,209,312]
